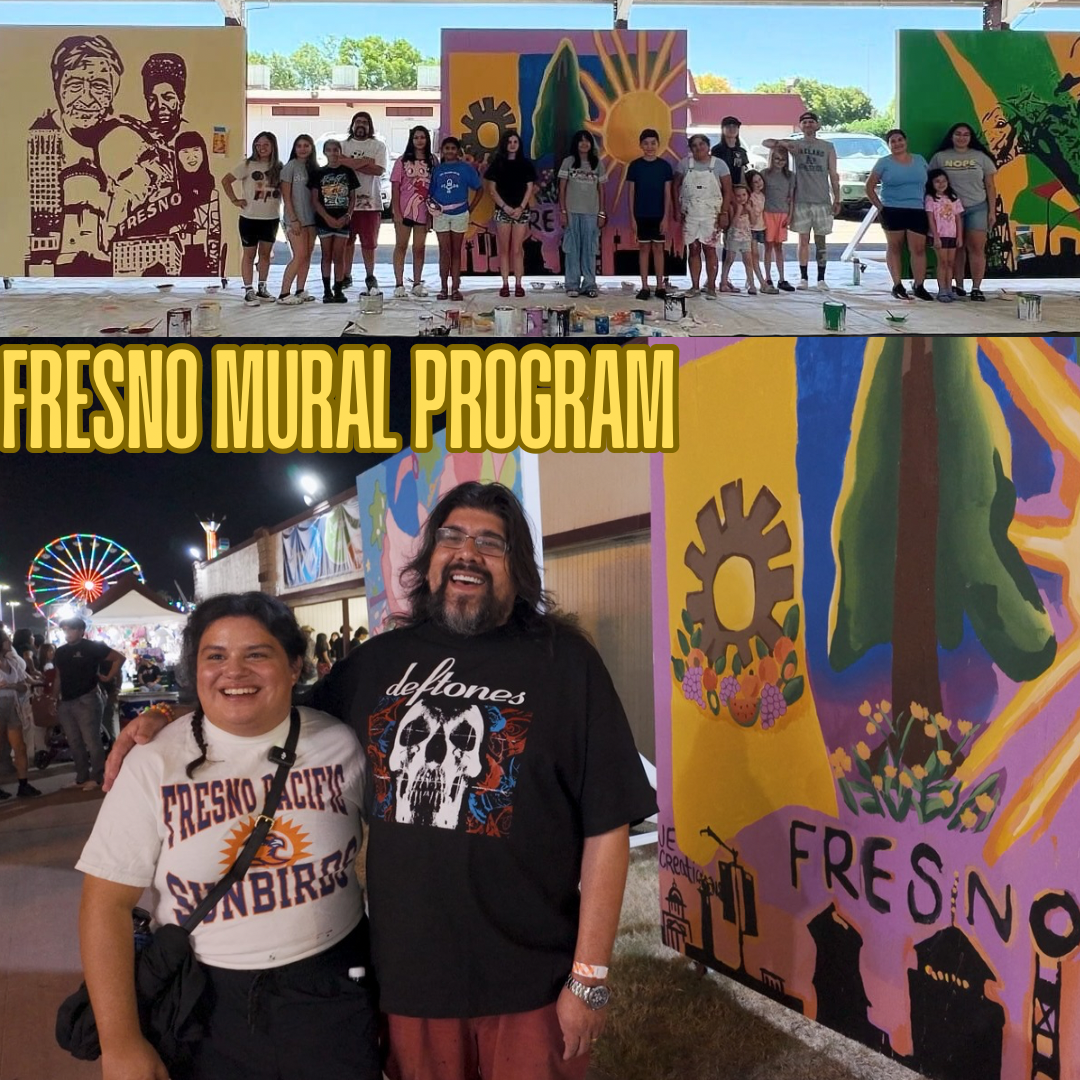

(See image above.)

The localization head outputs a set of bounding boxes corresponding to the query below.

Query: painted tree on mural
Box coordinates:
[828,336,1057,768]
[531,39,590,173]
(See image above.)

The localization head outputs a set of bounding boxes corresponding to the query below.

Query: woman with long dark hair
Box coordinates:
[557,129,607,297]
[223,131,282,306]
[929,122,999,301]
[484,130,537,297]
[278,134,319,303]
[76,592,379,1080]
[391,125,436,298]
[175,131,218,277]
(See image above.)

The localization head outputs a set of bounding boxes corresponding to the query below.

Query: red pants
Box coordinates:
[385,1002,591,1080]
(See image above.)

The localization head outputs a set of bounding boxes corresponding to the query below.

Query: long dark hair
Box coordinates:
[349,111,374,139]
[248,130,281,187]
[936,122,993,159]
[925,168,958,201]
[175,130,214,203]
[491,129,529,166]
[570,129,598,170]
[288,133,318,183]
[179,592,307,777]
[398,482,580,640]
[402,125,435,168]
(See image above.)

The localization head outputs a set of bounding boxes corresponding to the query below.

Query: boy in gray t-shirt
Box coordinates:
[765,112,840,289]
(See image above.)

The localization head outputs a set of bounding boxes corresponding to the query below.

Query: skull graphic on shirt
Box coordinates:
[388,700,486,829]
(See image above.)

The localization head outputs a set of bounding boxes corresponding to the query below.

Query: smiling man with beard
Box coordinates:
[108,480,654,1080]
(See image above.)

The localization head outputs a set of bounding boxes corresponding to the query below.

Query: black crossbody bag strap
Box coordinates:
[181,707,301,931]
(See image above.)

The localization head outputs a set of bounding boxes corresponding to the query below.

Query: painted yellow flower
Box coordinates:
[975,794,995,814]
[859,701,872,717]
[958,720,973,736]
[873,776,884,791]
[924,723,939,739]
[936,714,951,732]
[912,765,928,780]
[866,721,876,735]
[884,765,898,779]
[829,747,852,778]
[940,789,954,808]
[879,700,892,713]
[873,712,884,723]
[910,702,929,721]
[937,750,953,767]
[899,772,914,789]
[856,741,871,761]
[961,809,978,829]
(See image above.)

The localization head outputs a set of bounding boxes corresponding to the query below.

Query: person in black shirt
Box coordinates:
[309,140,360,304]
[484,131,537,298]
[710,115,750,185]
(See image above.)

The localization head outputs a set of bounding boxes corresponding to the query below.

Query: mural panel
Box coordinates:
[654,337,1080,1080]
[900,29,1080,278]
[0,26,245,278]
[441,29,689,277]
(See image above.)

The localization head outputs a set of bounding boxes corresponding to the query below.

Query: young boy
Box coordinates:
[627,128,674,300]
[428,137,483,301]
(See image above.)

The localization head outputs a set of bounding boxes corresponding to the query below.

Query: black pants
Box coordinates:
[180,919,380,1080]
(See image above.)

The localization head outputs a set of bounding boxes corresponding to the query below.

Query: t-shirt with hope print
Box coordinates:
[77,707,366,970]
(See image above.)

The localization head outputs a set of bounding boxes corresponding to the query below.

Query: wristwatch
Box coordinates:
[566,975,611,1010]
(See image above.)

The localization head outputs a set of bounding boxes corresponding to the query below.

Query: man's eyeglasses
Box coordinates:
[435,527,509,557]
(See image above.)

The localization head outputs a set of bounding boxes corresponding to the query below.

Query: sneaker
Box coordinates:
[364,274,377,293]
[705,286,717,298]
[278,293,304,306]
[343,275,354,290]
[816,280,828,291]
[777,280,795,292]
[586,288,599,298]
[297,290,317,303]
[81,780,100,792]
[636,288,651,301]
[913,284,935,302]
[938,292,954,303]
[684,287,699,298]
[796,280,809,290]
[244,287,258,305]
[16,781,42,798]
[566,289,580,298]
[747,285,757,295]
[762,284,779,295]
[333,289,348,305]
[891,283,910,300]
[322,291,336,304]
[256,284,275,302]
[970,287,986,302]
[393,285,408,299]
[654,287,668,299]
[953,284,967,297]
[412,282,429,298]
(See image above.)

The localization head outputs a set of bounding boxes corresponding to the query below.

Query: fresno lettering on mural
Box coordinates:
[386,658,526,707]
[0,342,680,453]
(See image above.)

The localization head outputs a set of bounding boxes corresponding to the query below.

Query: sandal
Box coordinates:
[499,285,510,298]
[719,282,740,294]
[437,290,449,301]
[451,290,464,302]
[514,284,526,297]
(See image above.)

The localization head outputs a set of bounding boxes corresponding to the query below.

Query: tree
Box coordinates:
[332,36,428,89]
[829,337,1056,769]
[291,42,332,90]
[267,52,300,90]
[845,99,896,140]
[754,77,873,130]
[695,73,735,94]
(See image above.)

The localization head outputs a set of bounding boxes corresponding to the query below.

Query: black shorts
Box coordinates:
[178,919,380,1080]
[937,236,958,249]
[635,216,665,243]
[880,206,929,236]
[238,217,280,247]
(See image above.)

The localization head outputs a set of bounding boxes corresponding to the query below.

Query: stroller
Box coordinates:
[30,683,113,771]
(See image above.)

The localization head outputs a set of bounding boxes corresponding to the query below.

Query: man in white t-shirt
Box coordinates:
[340,111,387,293]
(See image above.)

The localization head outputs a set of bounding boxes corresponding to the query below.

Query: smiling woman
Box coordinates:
[74,592,380,1080]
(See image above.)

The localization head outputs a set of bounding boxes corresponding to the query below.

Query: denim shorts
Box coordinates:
[961,201,988,232]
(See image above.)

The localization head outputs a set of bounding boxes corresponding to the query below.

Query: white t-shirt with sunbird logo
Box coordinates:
[77,707,365,970]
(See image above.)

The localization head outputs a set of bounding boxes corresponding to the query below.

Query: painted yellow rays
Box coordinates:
[579,30,689,211]
[957,337,1080,864]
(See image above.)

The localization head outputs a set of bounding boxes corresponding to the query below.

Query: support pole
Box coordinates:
[983,0,1010,30]
[613,0,630,30]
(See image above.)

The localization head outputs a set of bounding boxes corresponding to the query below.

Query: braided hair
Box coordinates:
[179,592,308,777]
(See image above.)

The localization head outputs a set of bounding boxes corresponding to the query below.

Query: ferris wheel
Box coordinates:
[27,534,144,619]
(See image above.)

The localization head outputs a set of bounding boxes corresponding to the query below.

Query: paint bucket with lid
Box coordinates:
[663,293,687,321]
[494,306,515,336]
[166,308,192,338]
[1017,293,1042,321]
[822,300,847,332]
[546,307,571,337]
[194,300,221,336]
[524,307,545,336]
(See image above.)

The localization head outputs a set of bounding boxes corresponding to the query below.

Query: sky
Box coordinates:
[4,2,1080,108]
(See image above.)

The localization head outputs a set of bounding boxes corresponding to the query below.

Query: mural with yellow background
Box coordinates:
[0,26,245,278]
[653,337,1080,1080]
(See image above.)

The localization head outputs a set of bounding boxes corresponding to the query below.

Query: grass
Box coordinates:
[593,849,930,1080]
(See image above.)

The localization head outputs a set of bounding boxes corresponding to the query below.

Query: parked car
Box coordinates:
[783,132,890,212]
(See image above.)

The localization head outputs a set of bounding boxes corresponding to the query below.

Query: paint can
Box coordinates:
[630,309,648,325]
[493,306,515,336]
[445,309,461,331]
[663,292,686,321]
[822,300,847,332]
[524,307,545,336]
[458,312,474,334]
[166,307,192,338]
[419,313,435,336]
[194,300,221,336]
[594,314,610,335]
[546,307,571,337]
[1017,292,1042,321]
[571,313,585,333]
[361,291,383,316]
